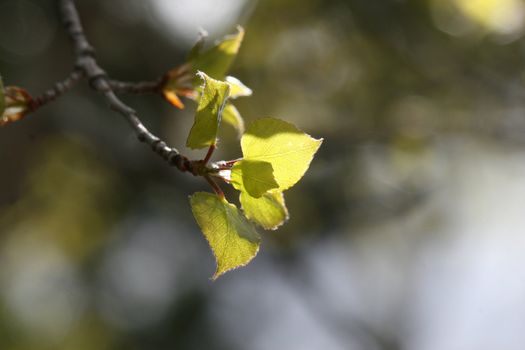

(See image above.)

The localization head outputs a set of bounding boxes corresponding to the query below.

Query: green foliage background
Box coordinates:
[1,0,525,349]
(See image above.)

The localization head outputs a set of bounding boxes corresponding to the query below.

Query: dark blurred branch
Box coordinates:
[109,79,163,94]
[57,0,192,172]
[32,69,84,109]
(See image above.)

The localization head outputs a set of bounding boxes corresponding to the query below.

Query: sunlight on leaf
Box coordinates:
[190,192,260,279]
[226,76,252,99]
[240,118,323,191]
[231,159,279,198]
[221,103,245,137]
[189,26,244,82]
[186,72,230,149]
[162,28,247,109]
[240,190,289,230]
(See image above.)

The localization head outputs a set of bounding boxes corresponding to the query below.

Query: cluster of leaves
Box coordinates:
[163,28,323,279]
[161,27,250,138]
[0,28,323,279]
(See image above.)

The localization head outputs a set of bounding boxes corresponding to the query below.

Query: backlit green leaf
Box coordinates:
[187,30,208,62]
[231,159,279,198]
[189,26,244,82]
[240,118,323,191]
[226,76,252,99]
[190,192,260,279]
[186,72,230,149]
[0,75,4,118]
[240,191,289,230]
[221,103,245,137]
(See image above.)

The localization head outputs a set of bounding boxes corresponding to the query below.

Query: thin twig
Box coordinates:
[58,0,191,172]
[32,69,84,110]
[109,79,163,94]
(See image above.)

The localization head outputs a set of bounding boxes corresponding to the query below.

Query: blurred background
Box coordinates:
[2,0,525,349]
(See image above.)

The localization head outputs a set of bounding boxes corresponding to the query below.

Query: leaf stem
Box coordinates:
[224,158,241,166]
[205,175,225,199]
[203,144,216,165]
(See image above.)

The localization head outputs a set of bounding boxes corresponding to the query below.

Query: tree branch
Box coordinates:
[32,69,84,110]
[58,0,192,172]
[108,79,163,94]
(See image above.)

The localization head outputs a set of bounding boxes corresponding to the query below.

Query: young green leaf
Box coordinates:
[240,191,289,230]
[0,75,4,118]
[221,103,245,137]
[190,192,260,279]
[240,118,323,191]
[226,76,252,99]
[187,30,208,62]
[231,159,279,198]
[186,72,230,149]
[189,26,244,82]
